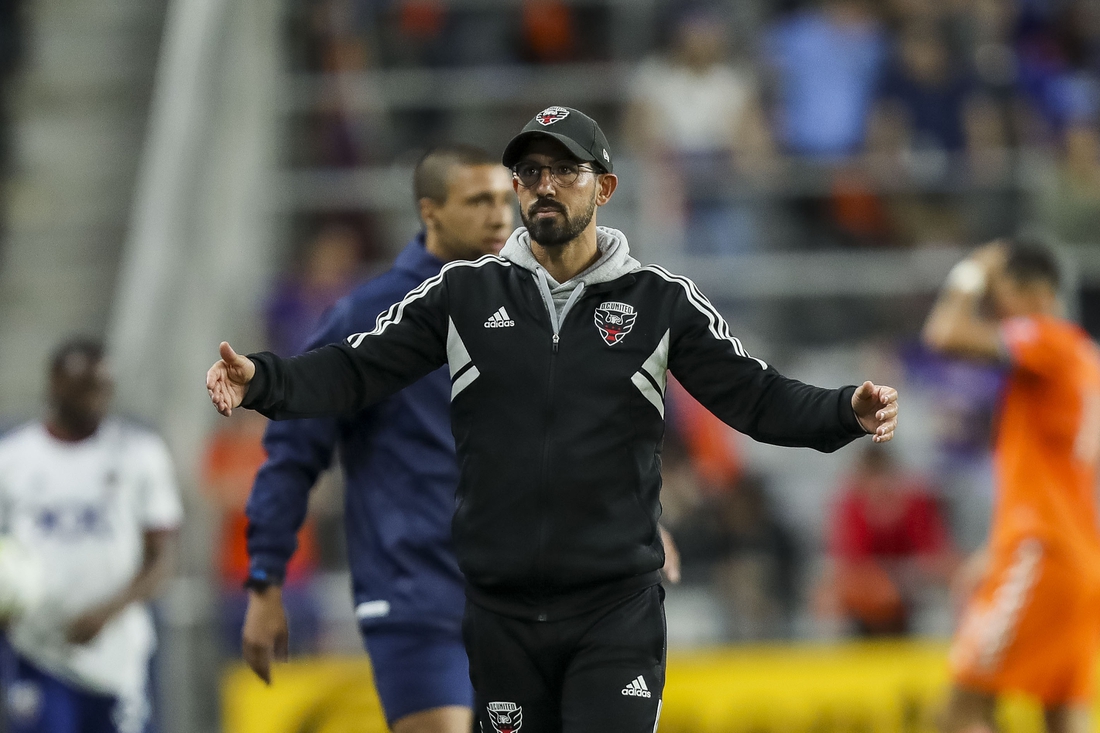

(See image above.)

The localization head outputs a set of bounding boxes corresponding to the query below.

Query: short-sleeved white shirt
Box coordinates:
[629,57,755,154]
[0,418,182,704]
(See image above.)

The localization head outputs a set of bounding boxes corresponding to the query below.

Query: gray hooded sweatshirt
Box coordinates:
[500,225,641,339]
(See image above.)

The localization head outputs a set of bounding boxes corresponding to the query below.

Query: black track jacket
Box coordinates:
[241,228,868,621]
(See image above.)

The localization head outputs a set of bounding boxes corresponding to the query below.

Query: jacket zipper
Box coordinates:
[532,269,585,619]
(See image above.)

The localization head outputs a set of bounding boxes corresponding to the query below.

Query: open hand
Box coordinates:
[852,381,898,443]
[207,342,256,417]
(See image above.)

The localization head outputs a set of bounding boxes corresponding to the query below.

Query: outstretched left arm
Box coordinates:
[665,279,897,451]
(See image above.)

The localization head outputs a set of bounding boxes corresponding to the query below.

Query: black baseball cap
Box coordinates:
[502,106,614,174]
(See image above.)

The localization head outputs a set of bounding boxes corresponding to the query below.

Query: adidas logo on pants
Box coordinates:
[621,676,651,698]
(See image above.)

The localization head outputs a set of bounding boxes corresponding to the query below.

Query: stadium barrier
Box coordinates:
[222,642,1059,733]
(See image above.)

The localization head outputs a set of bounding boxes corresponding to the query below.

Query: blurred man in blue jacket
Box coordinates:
[240,144,514,733]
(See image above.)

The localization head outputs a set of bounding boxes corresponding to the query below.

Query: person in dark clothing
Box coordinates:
[0,0,21,176]
[209,107,899,733]
[240,144,515,733]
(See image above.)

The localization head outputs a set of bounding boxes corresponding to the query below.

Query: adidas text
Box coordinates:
[485,307,515,328]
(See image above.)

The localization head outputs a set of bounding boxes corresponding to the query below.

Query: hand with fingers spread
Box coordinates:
[851,381,899,443]
[207,342,256,417]
[241,586,289,685]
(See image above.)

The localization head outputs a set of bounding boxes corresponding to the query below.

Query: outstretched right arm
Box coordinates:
[207,271,450,420]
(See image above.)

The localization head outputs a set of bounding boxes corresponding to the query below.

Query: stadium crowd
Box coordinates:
[283,0,1100,252]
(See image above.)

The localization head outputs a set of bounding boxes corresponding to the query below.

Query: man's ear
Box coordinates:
[418,197,440,230]
[596,174,618,206]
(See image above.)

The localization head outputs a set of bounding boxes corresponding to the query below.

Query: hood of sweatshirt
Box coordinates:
[500,225,641,293]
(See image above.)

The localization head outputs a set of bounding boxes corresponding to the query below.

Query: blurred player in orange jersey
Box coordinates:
[923,239,1100,733]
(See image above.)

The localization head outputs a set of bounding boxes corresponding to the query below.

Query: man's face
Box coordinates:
[429,165,515,260]
[49,354,113,435]
[513,138,601,248]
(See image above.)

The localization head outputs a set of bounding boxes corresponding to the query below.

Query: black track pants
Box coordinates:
[463,586,665,733]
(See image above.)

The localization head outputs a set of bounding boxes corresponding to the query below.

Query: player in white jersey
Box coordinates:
[0,339,182,733]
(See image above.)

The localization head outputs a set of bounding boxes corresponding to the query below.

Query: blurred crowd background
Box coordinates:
[1,0,1099,731]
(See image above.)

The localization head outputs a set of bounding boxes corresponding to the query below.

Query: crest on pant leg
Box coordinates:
[487,702,523,733]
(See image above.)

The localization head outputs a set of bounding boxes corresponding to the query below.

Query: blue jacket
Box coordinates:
[246,235,464,633]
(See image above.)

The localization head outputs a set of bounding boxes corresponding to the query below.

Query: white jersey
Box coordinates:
[0,418,182,708]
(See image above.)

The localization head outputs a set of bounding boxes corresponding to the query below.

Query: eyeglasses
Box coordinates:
[512,161,596,189]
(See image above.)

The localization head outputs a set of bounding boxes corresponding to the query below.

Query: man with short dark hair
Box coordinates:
[240,144,513,733]
[0,338,181,733]
[924,240,1100,733]
[211,107,898,733]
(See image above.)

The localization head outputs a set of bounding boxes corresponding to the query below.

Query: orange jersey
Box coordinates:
[992,315,1100,568]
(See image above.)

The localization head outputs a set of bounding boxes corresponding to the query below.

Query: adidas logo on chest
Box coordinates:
[484,307,515,328]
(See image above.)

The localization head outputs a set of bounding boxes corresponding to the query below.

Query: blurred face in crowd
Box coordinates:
[49,352,113,439]
[305,225,362,288]
[900,28,949,85]
[513,136,616,248]
[675,15,727,71]
[422,164,514,260]
[855,450,897,501]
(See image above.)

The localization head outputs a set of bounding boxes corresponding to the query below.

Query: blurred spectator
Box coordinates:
[818,446,955,636]
[764,0,888,158]
[901,342,1003,552]
[1016,0,1100,141]
[873,24,981,163]
[0,0,22,178]
[285,0,392,166]
[627,9,774,255]
[266,222,365,356]
[666,377,743,492]
[0,339,181,733]
[671,474,800,641]
[867,22,1011,246]
[653,427,703,529]
[201,411,323,655]
[521,0,577,64]
[1033,122,1100,243]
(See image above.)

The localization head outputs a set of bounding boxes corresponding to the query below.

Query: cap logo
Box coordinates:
[603,149,610,162]
[536,106,570,126]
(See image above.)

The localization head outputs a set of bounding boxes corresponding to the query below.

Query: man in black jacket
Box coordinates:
[208,106,898,733]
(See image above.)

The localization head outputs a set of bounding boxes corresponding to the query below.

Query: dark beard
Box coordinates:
[522,195,596,247]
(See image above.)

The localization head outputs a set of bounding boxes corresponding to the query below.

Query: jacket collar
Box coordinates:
[500,226,641,290]
[392,233,446,280]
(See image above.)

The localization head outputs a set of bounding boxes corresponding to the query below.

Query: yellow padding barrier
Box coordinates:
[223,659,388,733]
[221,643,1062,733]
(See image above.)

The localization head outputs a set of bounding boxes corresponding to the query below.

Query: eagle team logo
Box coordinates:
[487,702,523,733]
[594,301,637,346]
[535,106,569,126]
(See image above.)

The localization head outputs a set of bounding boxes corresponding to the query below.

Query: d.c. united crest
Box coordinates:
[487,702,523,733]
[594,301,637,346]
[535,106,570,126]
